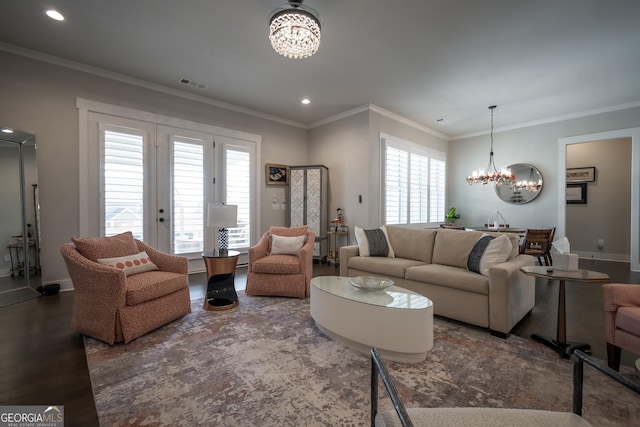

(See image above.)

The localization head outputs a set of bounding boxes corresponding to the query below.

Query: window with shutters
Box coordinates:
[383,135,446,225]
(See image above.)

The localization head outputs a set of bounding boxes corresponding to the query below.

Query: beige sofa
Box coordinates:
[339,226,535,337]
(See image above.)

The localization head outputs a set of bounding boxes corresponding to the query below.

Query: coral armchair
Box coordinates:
[246,226,315,298]
[60,231,191,344]
[602,283,640,370]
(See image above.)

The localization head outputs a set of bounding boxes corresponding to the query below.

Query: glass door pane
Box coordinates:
[172,140,204,254]
[103,129,145,239]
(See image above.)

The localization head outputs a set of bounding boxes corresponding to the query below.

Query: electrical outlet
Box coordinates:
[597,239,604,249]
[3,254,10,262]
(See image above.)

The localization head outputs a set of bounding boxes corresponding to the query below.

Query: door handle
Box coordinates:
[158,217,170,223]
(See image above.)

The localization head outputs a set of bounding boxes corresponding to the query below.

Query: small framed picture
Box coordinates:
[566,183,587,204]
[566,167,595,183]
[265,164,289,186]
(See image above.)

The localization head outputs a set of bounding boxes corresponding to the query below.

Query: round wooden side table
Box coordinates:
[202,250,240,311]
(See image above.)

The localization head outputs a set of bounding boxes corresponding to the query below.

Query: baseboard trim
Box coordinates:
[574,251,630,263]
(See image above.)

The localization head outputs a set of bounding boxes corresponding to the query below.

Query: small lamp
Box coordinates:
[207,203,238,254]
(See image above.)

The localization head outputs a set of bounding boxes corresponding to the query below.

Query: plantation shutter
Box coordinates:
[172,140,204,254]
[225,147,251,249]
[103,129,145,239]
[383,136,446,225]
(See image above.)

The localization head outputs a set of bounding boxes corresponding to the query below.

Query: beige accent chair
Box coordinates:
[603,283,640,370]
[60,231,191,344]
[371,347,640,427]
[246,226,315,298]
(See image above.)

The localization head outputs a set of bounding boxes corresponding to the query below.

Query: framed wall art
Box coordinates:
[566,183,587,204]
[566,166,595,183]
[265,163,289,186]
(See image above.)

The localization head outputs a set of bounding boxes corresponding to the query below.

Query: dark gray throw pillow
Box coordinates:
[364,228,389,257]
[467,235,495,274]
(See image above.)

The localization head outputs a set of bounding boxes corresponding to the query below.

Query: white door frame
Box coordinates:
[78,98,262,249]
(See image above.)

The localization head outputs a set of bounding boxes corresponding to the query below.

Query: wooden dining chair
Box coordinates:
[520,228,555,266]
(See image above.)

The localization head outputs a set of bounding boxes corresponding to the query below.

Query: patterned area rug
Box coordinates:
[85,292,640,426]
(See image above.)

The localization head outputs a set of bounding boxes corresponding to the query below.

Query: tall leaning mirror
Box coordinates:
[0,127,41,306]
[495,163,543,204]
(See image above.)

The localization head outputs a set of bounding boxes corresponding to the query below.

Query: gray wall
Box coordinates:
[3,47,640,284]
[309,109,449,245]
[566,138,631,260]
[448,109,640,261]
[0,51,308,284]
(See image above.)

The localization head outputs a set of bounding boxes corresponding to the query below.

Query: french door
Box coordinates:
[80,101,259,266]
[98,118,214,256]
[156,125,214,256]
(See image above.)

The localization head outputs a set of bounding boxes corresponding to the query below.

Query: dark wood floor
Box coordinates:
[0,259,638,426]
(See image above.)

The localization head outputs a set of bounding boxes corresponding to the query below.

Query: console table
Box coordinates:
[202,250,240,311]
[520,265,609,358]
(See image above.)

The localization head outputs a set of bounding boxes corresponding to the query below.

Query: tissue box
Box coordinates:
[552,253,579,271]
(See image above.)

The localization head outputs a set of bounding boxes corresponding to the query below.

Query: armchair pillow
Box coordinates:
[268,226,309,253]
[97,251,159,276]
[270,235,307,256]
[71,231,139,262]
[355,226,395,257]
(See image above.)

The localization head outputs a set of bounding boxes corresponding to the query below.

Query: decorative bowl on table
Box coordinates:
[347,276,394,291]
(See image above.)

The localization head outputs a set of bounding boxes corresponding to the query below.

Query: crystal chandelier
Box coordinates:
[269,0,321,59]
[513,167,543,192]
[466,105,515,186]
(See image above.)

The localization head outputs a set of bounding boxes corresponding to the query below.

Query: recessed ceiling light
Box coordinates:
[44,9,65,21]
[2,128,14,134]
[301,98,311,105]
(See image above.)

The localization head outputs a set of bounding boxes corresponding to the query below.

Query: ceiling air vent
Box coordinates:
[179,78,207,89]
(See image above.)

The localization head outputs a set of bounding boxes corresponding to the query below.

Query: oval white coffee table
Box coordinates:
[310,276,433,363]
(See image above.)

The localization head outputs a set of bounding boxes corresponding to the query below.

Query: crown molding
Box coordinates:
[0,42,308,129]
[310,103,450,140]
[453,101,640,140]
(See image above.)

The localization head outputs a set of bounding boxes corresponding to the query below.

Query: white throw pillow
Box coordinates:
[97,251,159,276]
[478,234,512,276]
[354,226,395,258]
[270,234,306,255]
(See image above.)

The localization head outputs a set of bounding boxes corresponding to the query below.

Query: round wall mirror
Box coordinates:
[495,163,543,204]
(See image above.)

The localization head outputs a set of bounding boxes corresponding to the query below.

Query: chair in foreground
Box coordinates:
[60,231,191,344]
[246,226,315,298]
[520,228,555,266]
[603,283,640,370]
[370,347,640,427]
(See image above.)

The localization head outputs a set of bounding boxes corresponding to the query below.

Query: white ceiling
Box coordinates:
[1,0,639,138]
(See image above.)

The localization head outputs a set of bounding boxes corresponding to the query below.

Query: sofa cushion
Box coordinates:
[467,234,512,276]
[432,229,483,269]
[126,271,187,305]
[405,264,489,295]
[385,226,437,263]
[252,254,301,274]
[72,231,139,262]
[97,251,159,276]
[354,226,395,257]
[348,256,424,279]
